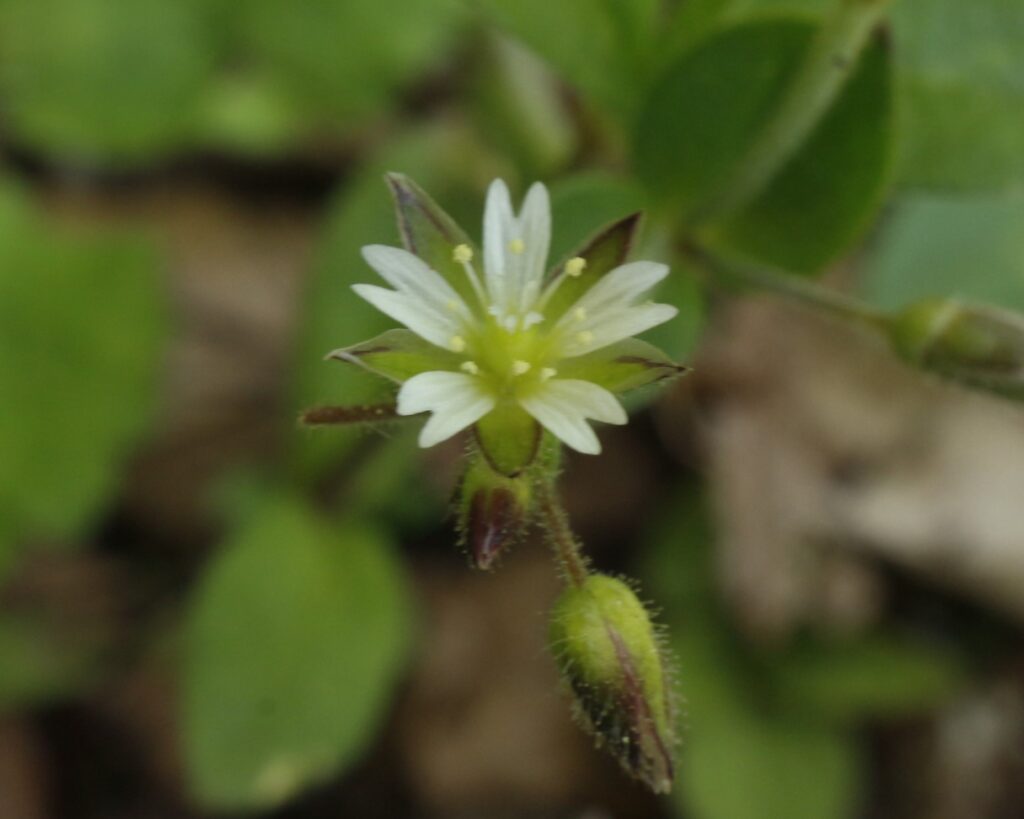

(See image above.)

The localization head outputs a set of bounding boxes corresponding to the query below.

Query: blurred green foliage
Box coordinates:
[183,495,410,809]
[864,193,1024,310]
[636,18,892,273]
[0,0,1021,815]
[645,493,964,819]
[0,183,164,576]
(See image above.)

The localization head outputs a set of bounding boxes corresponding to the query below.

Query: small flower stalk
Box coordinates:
[304,173,686,792]
[549,574,677,794]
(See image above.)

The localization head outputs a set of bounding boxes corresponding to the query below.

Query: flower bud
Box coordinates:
[458,458,532,570]
[549,574,676,794]
[887,298,1024,397]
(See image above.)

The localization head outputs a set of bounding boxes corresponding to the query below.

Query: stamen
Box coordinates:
[566,256,587,277]
[452,244,473,264]
[576,330,594,345]
[512,360,531,375]
[446,299,460,312]
[573,306,587,322]
[540,367,557,381]
[460,361,480,375]
[509,238,525,255]
[503,315,518,332]
[523,311,544,329]
[449,335,467,352]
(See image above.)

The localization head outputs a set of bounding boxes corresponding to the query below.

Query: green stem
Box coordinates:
[688,0,893,228]
[536,479,589,588]
[682,241,887,328]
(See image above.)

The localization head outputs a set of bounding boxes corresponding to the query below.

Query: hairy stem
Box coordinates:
[682,241,887,328]
[299,403,401,426]
[536,479,589,588]
[688,0,893,228]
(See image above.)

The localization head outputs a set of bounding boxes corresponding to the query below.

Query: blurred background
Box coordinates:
[2,0,1024,818]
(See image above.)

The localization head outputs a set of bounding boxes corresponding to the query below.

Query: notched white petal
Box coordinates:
[484,179,514,282]
[567,261,670,316]
[361,244,470,317]
[351,284,456,349]
[519,379,628,455]
[518,182,551,299]
[397,371,497,448]
[569,302,679,355]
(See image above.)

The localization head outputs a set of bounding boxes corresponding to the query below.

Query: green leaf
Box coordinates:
[890,0,1024,193]
[468,34,576,178]
[635,18,893,273]
[0,184,165,565]
[236,0,462,126]
[0,0,215,162]
[770,635,965,721]
[328,329,460,384]
[473,0,661,120]
[662,0,831,56]
[860,193,1024,311]
[183,494,411,811]
[0,615,99,710]
[557,338,687,394]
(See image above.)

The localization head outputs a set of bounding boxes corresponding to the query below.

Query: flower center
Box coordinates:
[448,243,596,398]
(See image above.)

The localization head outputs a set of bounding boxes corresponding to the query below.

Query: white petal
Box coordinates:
[519,394,601,454]
[565,302,679,356]
[361,244,471,318]
[483,179,515,305]
[517,182,551,309]
[396,371,497,447]
[352,284,457,349]
[518,379,627,455]
[562,261,669,319]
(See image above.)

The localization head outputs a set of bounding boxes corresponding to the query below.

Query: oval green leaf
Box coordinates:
[183,495,411,810]
[635,18,893,274]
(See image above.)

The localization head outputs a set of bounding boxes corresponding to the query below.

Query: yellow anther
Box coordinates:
[460,361,480,375]
[453,244,473,264]
[566,256,587,277]
[512,360,531,376]
[449,335,467,352]
[509,238,525,255]
[446,299,460,312]
[573,306,587,322]
[540,367,557,381]
[576,330,594,345]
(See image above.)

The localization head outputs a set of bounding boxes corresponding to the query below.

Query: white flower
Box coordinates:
[351,179,677,455]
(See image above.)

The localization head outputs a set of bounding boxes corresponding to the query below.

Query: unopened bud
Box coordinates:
[458,459,532,570]
[887,298,1024,398]
[549,574,676,794]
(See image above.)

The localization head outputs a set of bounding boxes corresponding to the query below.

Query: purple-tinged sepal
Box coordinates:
[549,574,677,794]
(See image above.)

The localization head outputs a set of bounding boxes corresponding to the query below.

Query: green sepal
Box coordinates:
[385,173,479,306]
[557,338,688,395]
[473,402,540,476]
[326,329,459,384]
[543,212,642,320]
